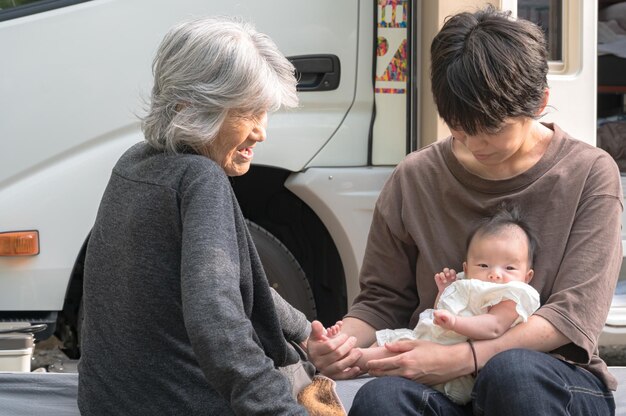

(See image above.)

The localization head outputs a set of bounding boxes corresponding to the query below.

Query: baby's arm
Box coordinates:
[433,299,520,340]
[352,344,399,370]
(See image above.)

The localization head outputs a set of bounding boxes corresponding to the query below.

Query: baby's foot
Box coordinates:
[325,321,343,339]
[435,268,457,293]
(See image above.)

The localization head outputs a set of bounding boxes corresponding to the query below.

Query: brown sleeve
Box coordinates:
[535,154,623,364]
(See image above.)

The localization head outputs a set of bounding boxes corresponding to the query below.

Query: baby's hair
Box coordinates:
[465,203,538,267]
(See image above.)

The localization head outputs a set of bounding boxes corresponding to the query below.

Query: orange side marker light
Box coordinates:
[0,231,40,256]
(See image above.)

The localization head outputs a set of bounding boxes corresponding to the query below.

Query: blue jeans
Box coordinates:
[348,349,615,416]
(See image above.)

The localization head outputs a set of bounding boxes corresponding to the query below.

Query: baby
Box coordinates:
[325,205,541,404]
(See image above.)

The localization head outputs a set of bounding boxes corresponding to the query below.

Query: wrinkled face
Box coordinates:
[463,226,534,284]
[205,111,268,176]
[450,117,533,167]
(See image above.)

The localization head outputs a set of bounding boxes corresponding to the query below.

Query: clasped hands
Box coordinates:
[306,320,465,385]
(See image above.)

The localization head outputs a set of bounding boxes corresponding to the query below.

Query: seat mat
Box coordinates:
[0,368,625,414]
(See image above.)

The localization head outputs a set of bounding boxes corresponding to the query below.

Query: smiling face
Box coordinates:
[463,225,534,284]
[204,111,268,176]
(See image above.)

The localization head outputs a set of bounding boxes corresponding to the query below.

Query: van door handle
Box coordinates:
[288,55,340,91]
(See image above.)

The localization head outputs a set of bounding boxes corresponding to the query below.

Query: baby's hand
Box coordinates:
[433,309,456,330]
[434,268,457,293]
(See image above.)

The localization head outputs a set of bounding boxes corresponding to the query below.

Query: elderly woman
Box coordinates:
[78,17,310,415]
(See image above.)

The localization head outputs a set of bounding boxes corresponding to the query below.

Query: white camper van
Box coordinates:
[0,0,624,354]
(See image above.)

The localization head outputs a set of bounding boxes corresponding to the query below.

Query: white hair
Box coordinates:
[142,16,299,153]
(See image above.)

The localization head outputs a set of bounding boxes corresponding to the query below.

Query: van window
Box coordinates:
[0,0,89,21]
[518,0,563,62]
[0,0,42,9]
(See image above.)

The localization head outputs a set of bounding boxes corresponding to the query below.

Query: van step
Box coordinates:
[0,312,57,341]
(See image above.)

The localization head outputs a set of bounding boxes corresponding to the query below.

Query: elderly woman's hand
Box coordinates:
[366,339,472,385]
[306,321,363,380]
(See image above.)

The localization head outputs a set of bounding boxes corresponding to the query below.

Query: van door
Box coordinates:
[0,0,358,312]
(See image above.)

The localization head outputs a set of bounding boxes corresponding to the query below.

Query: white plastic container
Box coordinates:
[0,333,34,372]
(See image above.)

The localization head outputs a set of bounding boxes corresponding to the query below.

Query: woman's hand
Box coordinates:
[366,339,471,385]
[306,320,363,379]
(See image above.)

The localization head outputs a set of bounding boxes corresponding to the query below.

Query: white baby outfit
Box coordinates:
[375,273,540,405]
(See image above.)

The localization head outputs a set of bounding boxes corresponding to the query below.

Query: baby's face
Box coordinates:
[463,226,534,284]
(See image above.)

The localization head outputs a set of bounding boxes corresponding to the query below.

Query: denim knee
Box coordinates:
[477,348,532,385]
[472,349,615,416]
[349,377,415,416]
[349,376,470,416]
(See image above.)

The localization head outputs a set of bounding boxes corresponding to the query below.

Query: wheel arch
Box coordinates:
[55,232,88,358]
[231,165,348,326]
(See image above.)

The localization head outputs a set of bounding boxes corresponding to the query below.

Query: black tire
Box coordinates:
[246,220,317,320]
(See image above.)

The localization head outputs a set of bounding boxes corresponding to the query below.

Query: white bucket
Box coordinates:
[0,332,34,373]
[0,347,33,372]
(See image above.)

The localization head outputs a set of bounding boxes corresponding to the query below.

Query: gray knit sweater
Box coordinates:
[78,142,309,415]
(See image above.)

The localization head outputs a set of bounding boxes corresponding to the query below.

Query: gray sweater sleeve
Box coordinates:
[179,171,306,415]
[270,287,311,343]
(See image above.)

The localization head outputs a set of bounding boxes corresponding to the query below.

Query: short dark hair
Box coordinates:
[465,203,538,267]
[430,4,549,135]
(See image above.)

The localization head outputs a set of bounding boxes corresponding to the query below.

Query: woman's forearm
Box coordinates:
[269,287,311,342]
